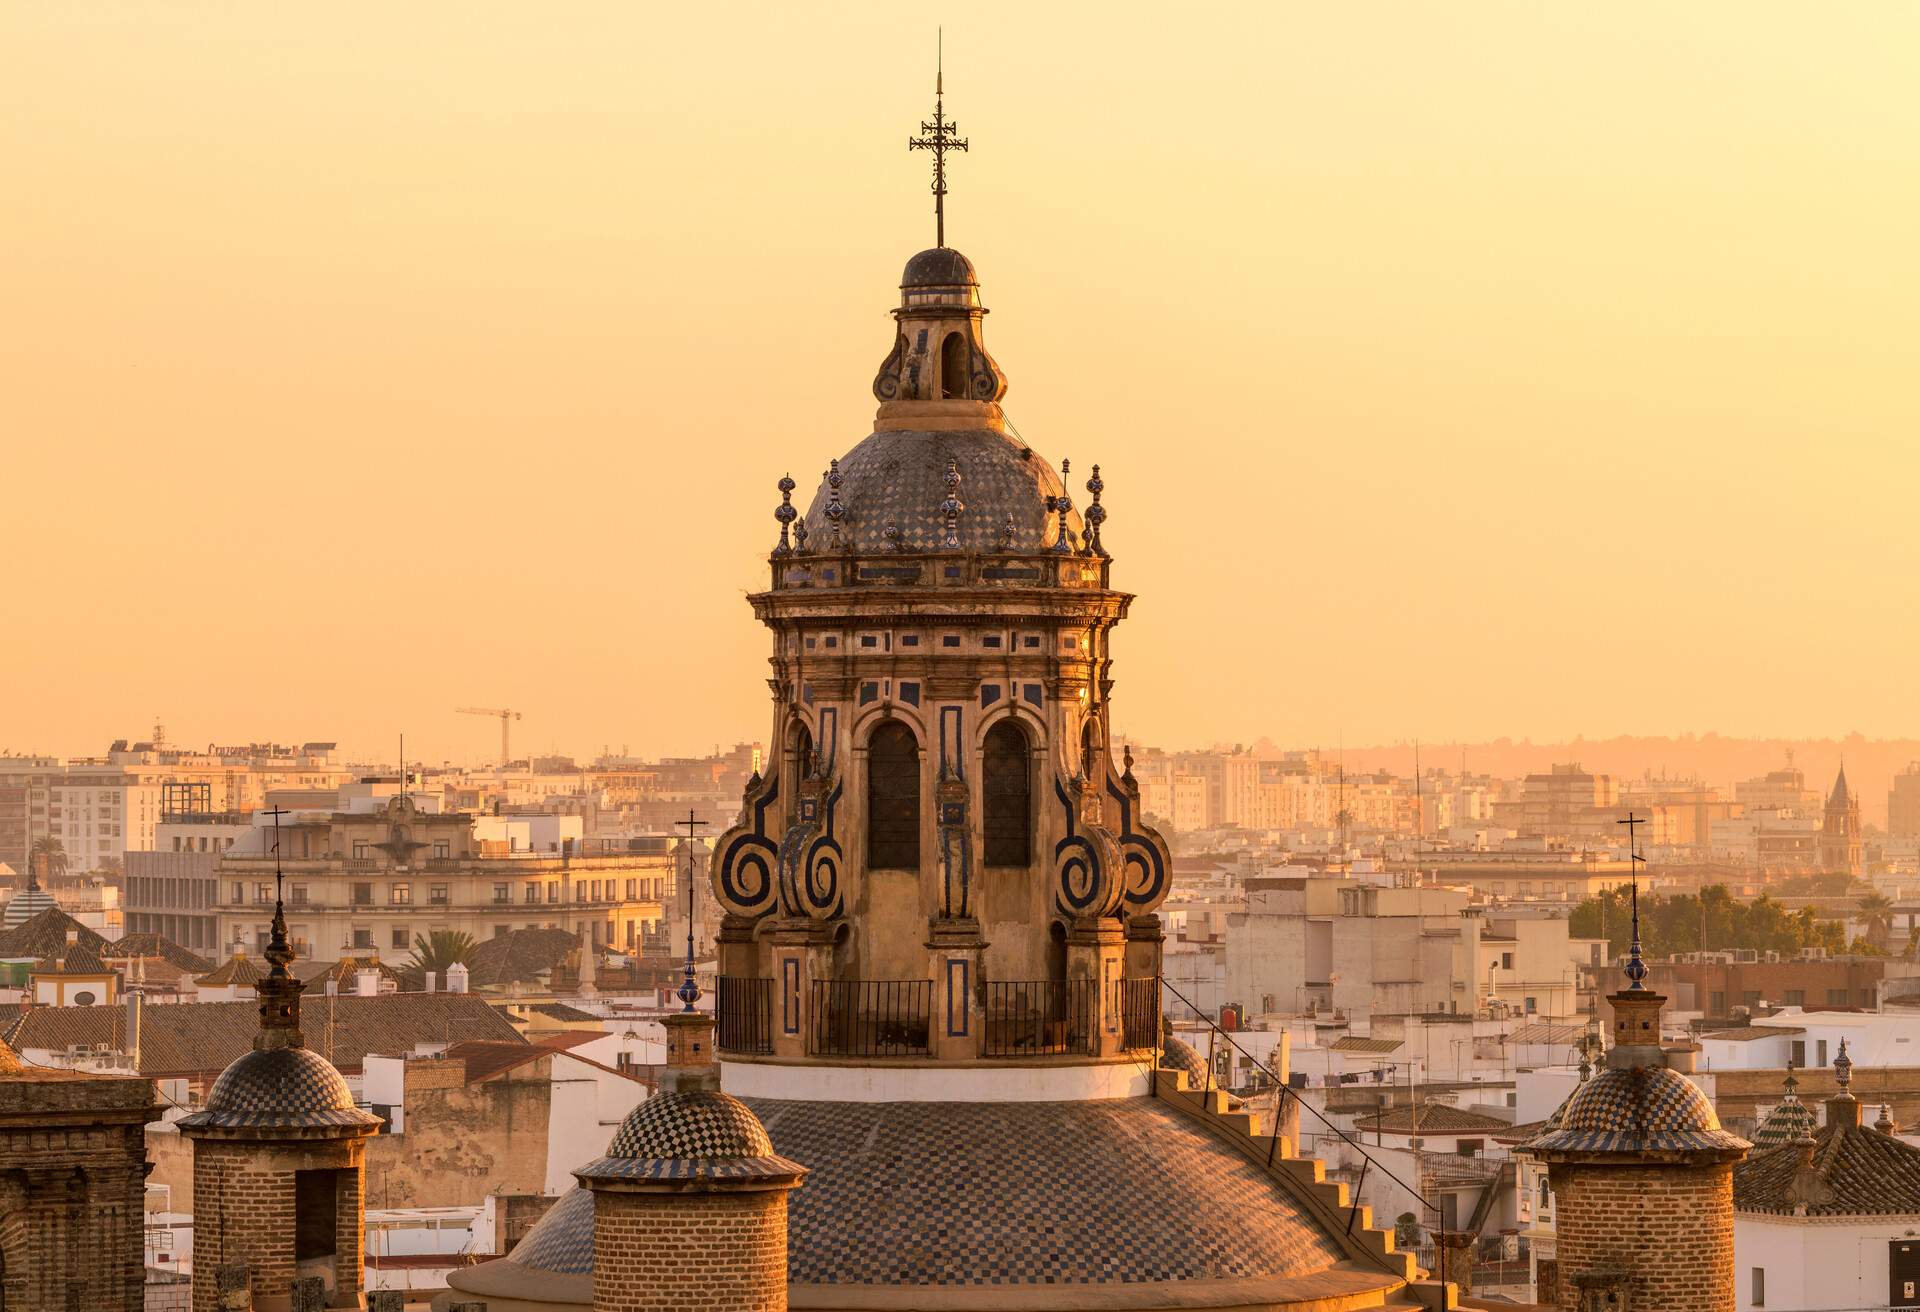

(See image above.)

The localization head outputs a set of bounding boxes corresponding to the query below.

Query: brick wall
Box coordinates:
[592,1188,788,1312]
[1549,1160,1734,1312]
[189,1137,366,1312]
[0,1074,157,1312]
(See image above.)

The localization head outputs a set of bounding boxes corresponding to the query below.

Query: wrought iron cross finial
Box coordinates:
[908,31,968,248]
[674,809,709,1013]
[1617,810,1649,991]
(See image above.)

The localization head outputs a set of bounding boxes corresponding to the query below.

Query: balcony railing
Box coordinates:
[982,980,1094,1057]
[808,980,930,1057]
[1121,976,1161,1051]
[716,977,773,1055]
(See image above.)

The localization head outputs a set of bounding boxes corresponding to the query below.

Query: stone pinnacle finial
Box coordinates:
[1878,1103,1896,1134]
[1783,1062,1799,1098]
[825,459,846,548]
[774,474,797,556]
[1050,459,1074,554]
[997,511,1016,551]
[883,523,904,553]
[255,807,305,1050]
[1084,463,1108,558]
[1835,1037,1853,1091]
[939,458,965,550]
[793,515,809,554]
[1122,743,1137,790]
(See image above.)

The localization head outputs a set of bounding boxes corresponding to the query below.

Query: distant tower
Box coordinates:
[575,1007,805,1312]
[1530,889,1749,1310]
[1821,765,1862,875]
[177,856,380,1312]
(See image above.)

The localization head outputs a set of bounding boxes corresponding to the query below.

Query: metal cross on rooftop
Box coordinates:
[674,809,709,1013]
[1617,810,1649,991]
[908,31,968,248]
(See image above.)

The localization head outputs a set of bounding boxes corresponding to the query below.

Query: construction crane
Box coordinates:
[456,707,522,767]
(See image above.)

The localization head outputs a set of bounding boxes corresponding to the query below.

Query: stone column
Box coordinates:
[927,917,985,1060]
[1066,916,1127,1058]
[1436,1230,1475,1298]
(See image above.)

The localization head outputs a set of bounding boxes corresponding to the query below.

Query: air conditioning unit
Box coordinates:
[1734,949,1759,963]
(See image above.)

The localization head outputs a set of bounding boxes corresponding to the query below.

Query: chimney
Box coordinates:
[445,962,469,994]
[355,968,380,998]
[423,970,437,993]
[65,928,78,946]
[126,991,143,1070]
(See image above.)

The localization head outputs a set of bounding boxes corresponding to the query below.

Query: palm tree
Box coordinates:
[28,835,68,881]
[1859,892,1894,951]
[96,855,124,880]
[407,929,477,981]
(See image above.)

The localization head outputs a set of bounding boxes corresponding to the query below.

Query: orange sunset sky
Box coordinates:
[4,4,1918,765]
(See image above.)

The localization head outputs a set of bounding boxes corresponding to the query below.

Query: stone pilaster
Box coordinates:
[927,916,986,1060]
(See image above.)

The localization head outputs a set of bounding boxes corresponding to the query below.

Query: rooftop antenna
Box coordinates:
[1617,810,1648,990]
[908,29,968,248]
[674,809,709,1012]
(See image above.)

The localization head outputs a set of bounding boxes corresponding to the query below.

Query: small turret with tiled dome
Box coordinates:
[1530,812,1750,1311]
[178,809,379,1312]
[1752,1065,1818,1148]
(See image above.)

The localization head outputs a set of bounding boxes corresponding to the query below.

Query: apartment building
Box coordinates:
[204,786,672,962]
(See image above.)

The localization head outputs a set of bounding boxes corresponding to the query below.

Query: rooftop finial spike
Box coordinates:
[674,809,709,1013]
[254,804,305,1048]
[1050,459,1074,554]
[1083,464,1108,558]
[1835,1036,1853,1091]
[940,457,965,550]
[909,31,968,248]
[1617,810,1649,990]
[774,474,797,556]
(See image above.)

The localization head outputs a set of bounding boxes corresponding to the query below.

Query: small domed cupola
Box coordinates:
[872,247,1008,417]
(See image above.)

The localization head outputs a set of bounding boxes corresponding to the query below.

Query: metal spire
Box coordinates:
[908,30,968,248]
[674,809,708,1012]
[1617,810,1649,990]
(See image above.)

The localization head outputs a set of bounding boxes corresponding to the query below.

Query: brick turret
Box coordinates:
[1530,909,1749,1311]
[576,1008,805,1311]
[177,855,381,1312]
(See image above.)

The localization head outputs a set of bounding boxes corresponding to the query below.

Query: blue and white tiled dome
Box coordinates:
[604,1089,773,1160]
[1530,1064,1749,1155]
[179,1046,381,1132]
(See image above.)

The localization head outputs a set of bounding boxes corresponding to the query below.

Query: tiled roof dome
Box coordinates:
[1531,1064,1749,1155]
[575,1089,804,1186]
[606,1089,772,1159]
[1161,1033,1211,1087]
[178,1046,381,1132]
[901,246,977,287]
[1752,1093,1817,1148]
[801,429,1082,554]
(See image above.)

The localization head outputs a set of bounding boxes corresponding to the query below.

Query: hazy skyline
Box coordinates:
[6,4,1918,764]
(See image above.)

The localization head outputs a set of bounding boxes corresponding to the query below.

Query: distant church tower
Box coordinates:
[1821,765,1862,875]
[1531,900,1749,1310]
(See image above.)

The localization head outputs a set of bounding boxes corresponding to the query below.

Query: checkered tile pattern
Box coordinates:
[176,1045,382,1131]
[508,1186,595,1274]
[1161,1035,1210,1088]
[603,1090,774,1160]
[1531,1065,1750,1155]
[752,1097,1344,1286]
[501,1097,1347,1289]
[801,429,1082,554]
[1751,1096,1816,1148]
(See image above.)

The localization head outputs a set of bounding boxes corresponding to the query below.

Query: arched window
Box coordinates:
[983,719,1032,866]
[787,724,814,795]
[940,332,969,400]
[866,722,921,870]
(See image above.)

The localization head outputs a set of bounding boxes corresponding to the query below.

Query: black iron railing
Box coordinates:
[983,980,1095,1056]
[808,979,931,1057]
[1121,976,1161,1051]
[716,976,773,1055]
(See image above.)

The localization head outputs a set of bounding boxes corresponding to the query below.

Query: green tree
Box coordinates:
[28,835,68,880]
[406,930,476,980]
[1570,885,1846,960]
[1859,892,1894,949]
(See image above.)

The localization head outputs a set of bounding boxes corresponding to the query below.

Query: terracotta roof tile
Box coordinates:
[1351,1104,1512,1134]
[103,934,213,974]
[2,992,523,1079]
[0,908,109,961]
[1735,1119,1920,1216]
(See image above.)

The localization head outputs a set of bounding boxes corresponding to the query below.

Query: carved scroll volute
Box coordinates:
[712,770,780,920]
[776,766,843,921]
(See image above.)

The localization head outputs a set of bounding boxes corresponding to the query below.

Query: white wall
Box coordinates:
[543,1052,647,1194]
[1736,1213,1920,1312]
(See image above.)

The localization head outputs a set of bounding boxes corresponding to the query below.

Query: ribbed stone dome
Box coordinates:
[902,246,977,287]
[178,1045,379,1131]
[801,428,1082,554]
[1530,1064,1749,1155]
